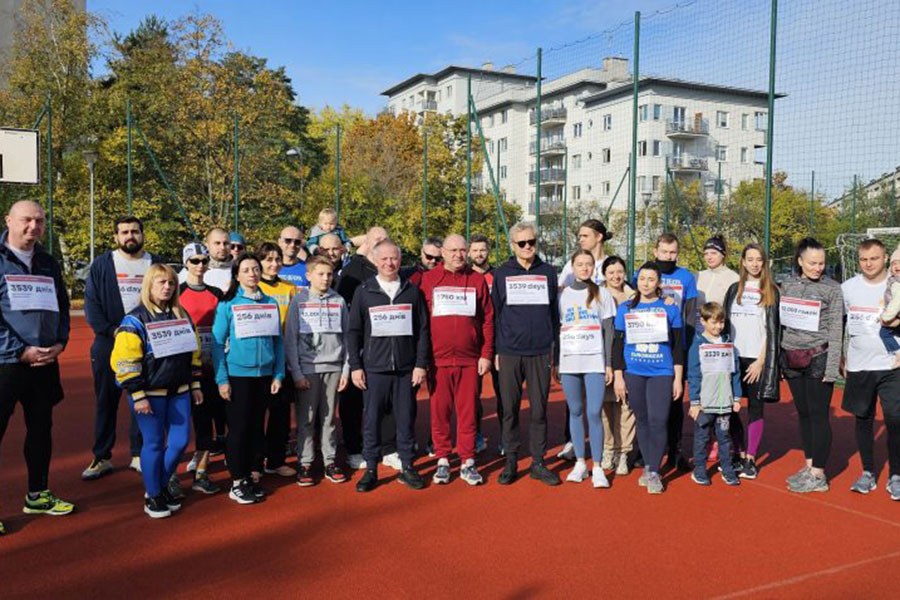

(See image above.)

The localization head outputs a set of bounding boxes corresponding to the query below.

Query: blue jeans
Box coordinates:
[131,392,192,497]
[693,412,735,478]
[561,373,605,461]
[879,326,900,354]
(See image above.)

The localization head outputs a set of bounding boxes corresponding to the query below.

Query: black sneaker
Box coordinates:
[296,465,316,487]
[356,469,378,493]
[250,480,266,499]
[398,466,426,490]
[144,495,172,519]
[324,463,347,484]
[665,452,691,472]
[740,458,758,479]
[530,462,561,486]
[159,488,182,512]
[210,436,226,456]
[167,475,186,500]
[498,459,518,485]
[229,480,258,504]
[192,473,220,495]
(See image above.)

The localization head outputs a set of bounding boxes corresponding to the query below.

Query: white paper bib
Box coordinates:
[232,303,281,339]
[779,297,821,332]
[369,304,413,337]
[506,275,549,305]
[625,309,668,344]
[432,287,477,317]
[147,318,198,358]
[699,343,735,373]
[5,275,58,312]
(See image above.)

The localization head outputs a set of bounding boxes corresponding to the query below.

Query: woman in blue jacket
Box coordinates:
[213,254,285,505]
[612,262,684,494]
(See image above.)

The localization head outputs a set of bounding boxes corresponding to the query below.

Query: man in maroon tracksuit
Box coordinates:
[420,234,494,486]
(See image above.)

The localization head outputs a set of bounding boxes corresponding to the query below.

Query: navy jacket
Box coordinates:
[0,231,70,364]
[84,250,163,340]
[491,255,559,356]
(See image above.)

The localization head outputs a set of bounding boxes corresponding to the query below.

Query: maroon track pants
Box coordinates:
[430,366,479,462]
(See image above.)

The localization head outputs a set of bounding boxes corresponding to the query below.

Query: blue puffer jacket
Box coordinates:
[0,230,70,364]
[212,287,285,385]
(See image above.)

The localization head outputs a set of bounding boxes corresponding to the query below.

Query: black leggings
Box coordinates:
[855,414,900,476]
[225,376,269,480]
[625,373,673,474]
[786,375,833,470]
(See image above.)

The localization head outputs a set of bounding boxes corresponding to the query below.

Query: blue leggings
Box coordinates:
[131,392,192,497]
[561,373,606,461]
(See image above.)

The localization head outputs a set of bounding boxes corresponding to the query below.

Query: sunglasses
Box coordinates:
[281,238,303,246]
[188,257,210,265]
[423,253,443,262]
[515,239,537,248]
[230,244,245,250]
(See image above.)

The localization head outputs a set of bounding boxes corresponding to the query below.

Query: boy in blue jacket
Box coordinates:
[687,302,742,486]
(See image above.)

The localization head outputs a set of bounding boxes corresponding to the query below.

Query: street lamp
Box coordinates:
[286,146,305,196]
[82,149,98,263]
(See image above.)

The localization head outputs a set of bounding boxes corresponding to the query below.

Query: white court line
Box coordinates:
[752,479,900,529]
[709,549,900,599]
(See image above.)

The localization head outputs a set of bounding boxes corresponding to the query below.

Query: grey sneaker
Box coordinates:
[460,463,483,486]
[432,460,451,484]
[786,465,811,487]
[646,472,664,494]
[638,470,648,487]
[788,471,828,493]
[850,471,877,494]
[886,475,900,501]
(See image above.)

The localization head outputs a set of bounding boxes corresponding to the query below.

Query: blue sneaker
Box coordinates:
[691,471,711,486]
[721,471,741,486]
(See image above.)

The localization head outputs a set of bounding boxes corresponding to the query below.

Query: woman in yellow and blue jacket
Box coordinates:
[111,264,202,519]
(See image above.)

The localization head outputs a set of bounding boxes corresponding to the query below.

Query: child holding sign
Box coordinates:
[687,302,742,486]
[111,264,203,518]
[613,262,684,494]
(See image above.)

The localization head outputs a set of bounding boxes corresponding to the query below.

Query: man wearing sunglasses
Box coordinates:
[279,226,310,289]
[403,236,443,288]
[228,232,247,262]
[491,222,560,486]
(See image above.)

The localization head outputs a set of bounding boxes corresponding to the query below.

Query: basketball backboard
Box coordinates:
[0,128,40,185]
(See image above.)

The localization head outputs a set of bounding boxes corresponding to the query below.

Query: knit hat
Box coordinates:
[891,244,900,265]
[182,242,209,264]
[229,231,246,245]
[703,235,726,256]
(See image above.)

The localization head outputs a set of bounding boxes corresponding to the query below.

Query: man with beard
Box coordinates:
[279,226,310,289]
[82,216,163,480]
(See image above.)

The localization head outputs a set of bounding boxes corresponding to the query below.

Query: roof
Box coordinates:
[580,77,786,107]
[381,66,537,97]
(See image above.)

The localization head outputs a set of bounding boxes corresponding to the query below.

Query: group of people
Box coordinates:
[1,201,900,527]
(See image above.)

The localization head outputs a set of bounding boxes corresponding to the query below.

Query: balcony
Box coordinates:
[665,119,709,138]
[667,155,708,172]
[528,136,566,155]
[528,168,566,185]
[528,197,564,215]
[417,99,438,112]
[529,106,567,125]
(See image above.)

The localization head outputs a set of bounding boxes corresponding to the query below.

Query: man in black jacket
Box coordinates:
[348,239,430,492]
[82,216,163,480]
[491,221,560,486]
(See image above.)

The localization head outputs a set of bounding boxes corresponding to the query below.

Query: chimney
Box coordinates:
[602,56,629,82]
[502,64,516,74]
[482,61,494,71]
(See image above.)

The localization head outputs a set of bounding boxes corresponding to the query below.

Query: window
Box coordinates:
[652,176,661,191]
[572,186,581,201]
[573,122,583,138]
[602,114,612,131]
[673,106,686,125]
[602,148,611,163]
[488,114,494,127]
[499,137,507,151]
[572,154,582,170]
[716,111,729,128]
[588,119,593,128]
[639,104,648,121]
[488,141,494,154]
[741,147,749,163]
[741,113,749,130]
[653,104,662,120]
[755,111,767,131]
[638,176,647,192]
[587,152,592,161]
[500,166,507,179]
[652,140,661,156]
[603,181,611,195]
[716,145,728,162]
[501,110,508,124]
[447,85,452,97]
[638,141,648,157]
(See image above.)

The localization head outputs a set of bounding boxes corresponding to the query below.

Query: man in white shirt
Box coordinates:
[180,228,232,292]
[841,238,900,501]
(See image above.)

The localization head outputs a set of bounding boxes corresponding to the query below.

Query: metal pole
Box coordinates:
[233,116,239,232]
[422,128,428,243]
[763,0,778,254]
[335,124,341,220]
[535,47,542,239]
[89,162,95,263]
[466,75,472,242]
[892,178,897,227]
[665,167,673,231]
[563,153,568,259]
[810,170,815,236]
[628,13,640,275]
[716,159,722,231]
[495,140,501,263]
[851,174,857,233]
[126,99,132,216]
[46,94,53,252]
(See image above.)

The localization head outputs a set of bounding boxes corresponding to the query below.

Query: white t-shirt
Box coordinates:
[113,251,152,313]
[557,285,616,373]
[842,274,897,372]
[559,260,606,289]
[729,281,766,359]
[5,243,34,269]
[376,276,401,301]
[178,266,232,293]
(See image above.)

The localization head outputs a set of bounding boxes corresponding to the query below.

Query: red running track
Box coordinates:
[2,317,900,599]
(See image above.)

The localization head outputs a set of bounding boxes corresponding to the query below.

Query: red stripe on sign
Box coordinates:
[849,305,879,313]
[372,304,412,312]
[435,287,475,293]
[782,297,821,307]
[508,276,546,282]
[6,275,51,283]
[699,343,733,350]
[146,319,190,330]
[234,304,278,311]
[300,303,341,309]
[561,325,601,331]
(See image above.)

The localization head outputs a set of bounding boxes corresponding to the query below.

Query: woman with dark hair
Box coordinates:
[612,262,684,494]
[780,237,843,493]
[213,253,285,504]
[723,243,781,479]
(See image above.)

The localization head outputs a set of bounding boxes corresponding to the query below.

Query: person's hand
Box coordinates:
[605,366,613,386]
[338,376,349,392]
[134,399,152,415]
[19,346,43,364]
[672,377,683,400]
[688,405,701,420]
[218,383,231,401]
[295,377,311,391]
[744,358,764,384]
[352,369,367,390]
[477,357,492,376]
[271,379,282,395]
[412,367,427,387]
[552,366,561,384]
[732,400,741,413]
[30,343,64,367]
[613,371,627,402]
[191,389,203,405]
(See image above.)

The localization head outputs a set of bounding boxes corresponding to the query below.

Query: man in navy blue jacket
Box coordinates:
[82,216,162,480]
[491,222,560,486]
[0,201,74,529]
[347,239,430,493]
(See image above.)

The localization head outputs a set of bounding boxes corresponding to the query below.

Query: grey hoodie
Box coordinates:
[285,286,349,381]
[780,274,844,382]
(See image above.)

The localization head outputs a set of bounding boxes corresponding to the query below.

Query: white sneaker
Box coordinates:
[600,452,614,471]
[186,452,199,473]
[592,465,611,488]
[557,442,575,461]
[381,452,402,471]
[615,453,630,476]
[347,454,366,470]
[129,456,142,474]
[566,461,588,483]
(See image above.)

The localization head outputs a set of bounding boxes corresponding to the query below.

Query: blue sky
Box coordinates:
[88,0,900,199]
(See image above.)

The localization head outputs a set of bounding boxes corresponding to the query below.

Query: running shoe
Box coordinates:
[381,452,402,471]
[850,471,877,494]
[600,452,615,471]
[144,495,171,519]
[22,490,74,516]
[788,471,828,493]
[167,475,186,500]
[786,465,810,486]
[192,473,220,495]
[615,453,630,476]
[740,458,758,480]
[498,460,518,485]
[347,454,367,470]
[356,470,377,493]
[129,456,142,473]
[159,488,182,512]
[81,458,113,480]
[646,472,665,494]
[296,465,316,487]
[530,462,561,486]
[249,480,266,499]
[264,464,297,477]
[398,466,426,490]
[566,461,588,483]
[229,481,258,504]
[592,465,610,488]
[432,460,451,485]
[324,463,347,484]
[638,470,648,487]
[556,442,575,461]
[460,462,483,486]
[721,471,741,486]
[691,471,712,486]
[0,520,5,535]
[886,475,900,501]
